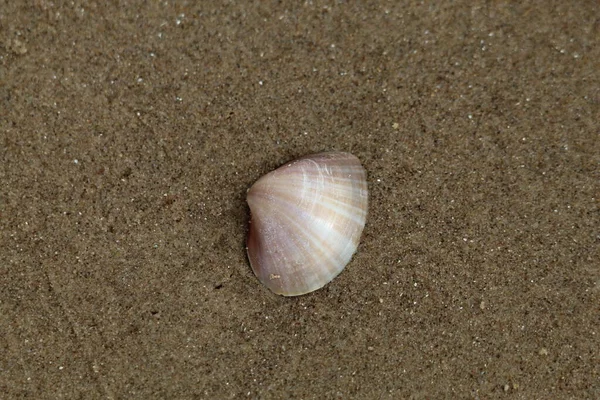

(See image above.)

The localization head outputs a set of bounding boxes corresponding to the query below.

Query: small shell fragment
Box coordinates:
[246,152,368,296]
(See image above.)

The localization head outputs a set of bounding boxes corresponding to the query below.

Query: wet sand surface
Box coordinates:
[1,1,599,398]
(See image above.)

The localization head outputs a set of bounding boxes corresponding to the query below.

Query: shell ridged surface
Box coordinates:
[246,152,368,296]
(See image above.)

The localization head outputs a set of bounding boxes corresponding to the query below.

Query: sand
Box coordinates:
[1,1,598,398]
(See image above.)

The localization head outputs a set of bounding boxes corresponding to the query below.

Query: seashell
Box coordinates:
[246,152,368,296]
